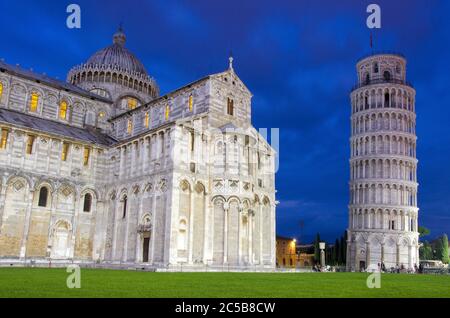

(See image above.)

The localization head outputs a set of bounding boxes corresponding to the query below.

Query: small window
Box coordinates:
[29,92,39,112]
[83,147,90,166]
[59,101,68,120]
[61,142,70,161]
[373,63,379,73]
[0,128,8,149]
[38,187,48,207]
[165,105,170,120]
[227,98,234,116]
[83,193,92,212]
[26,135,35,155]
[383,71,391,81]
[144,112,150,128]
[391,220,395,230]
[190,131,195,152]
[128,98,137,110]
[127,119,133,134]
[122,195,127,219]
[188,94,193,112]
[365,74,370,85]
[384,93,390,107]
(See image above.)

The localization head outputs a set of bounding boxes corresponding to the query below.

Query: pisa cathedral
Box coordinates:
[347,53,419,271]
[0,28,277,270]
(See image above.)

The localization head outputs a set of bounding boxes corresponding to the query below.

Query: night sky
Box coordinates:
[1,0,449,243]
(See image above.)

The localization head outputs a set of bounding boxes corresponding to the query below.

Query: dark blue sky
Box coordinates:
[1,0,449,243]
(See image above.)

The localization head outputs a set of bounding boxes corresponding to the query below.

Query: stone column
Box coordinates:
[131,142,137,177]
[202,193,211,264]
[408,244,412,269]
[248,211,253,264]
[142,137,149,173]
[223,202,229,264]
[111,198,120,261]
[70,191,80,260]
[122,195,132,262]
[135,195,144,263]
[259,204,263,265]
[396,243,400,266]
[366,241,370,268]
[20,189,35,259]
[237,205,242,265]
[188,191,194,264]
[149,194,157,265]
[119,146,125,178]
[0,175,8,230]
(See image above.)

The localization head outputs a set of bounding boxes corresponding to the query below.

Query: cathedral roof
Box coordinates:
[0,108,116,146]
[0,60,112,103]
[84,28,148,76]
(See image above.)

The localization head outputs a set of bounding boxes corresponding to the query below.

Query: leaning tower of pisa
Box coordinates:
[346,53,419,272]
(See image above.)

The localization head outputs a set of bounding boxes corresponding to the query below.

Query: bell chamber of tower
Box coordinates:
[346,53,420,272]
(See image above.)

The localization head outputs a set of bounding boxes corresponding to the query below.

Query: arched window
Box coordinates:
[59,101,68,120]
[165,104,170,120]
[0,128,9,149]
[383,71,391,81]
[373,62,379,73]
[128,97,137,110]
[83,193,92,212]
[384,93,390,107]
[83,147,90,166]
[122,195,127,218]
[30,92,39,112]
[127,119,133,134]
[188,94,193,112]
[38,187,49,207]
[365,73,370,85]
[144,112,149,128]
[227,98,234,116]
[98,111,106,120]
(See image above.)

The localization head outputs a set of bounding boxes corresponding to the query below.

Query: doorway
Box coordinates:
[359,261,366,271]
[143,237,150,263]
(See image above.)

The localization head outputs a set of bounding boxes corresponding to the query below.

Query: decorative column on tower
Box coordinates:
[346,53,419,272]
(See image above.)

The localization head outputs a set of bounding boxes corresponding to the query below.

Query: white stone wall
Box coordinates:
[0,74,112,133]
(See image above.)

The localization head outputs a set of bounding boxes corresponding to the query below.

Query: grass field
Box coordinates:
[0,268,449,298]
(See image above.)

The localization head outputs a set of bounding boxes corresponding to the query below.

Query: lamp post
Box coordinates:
[319,242,326,267]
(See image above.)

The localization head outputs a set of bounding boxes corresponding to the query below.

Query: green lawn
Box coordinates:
[0,268,449,298]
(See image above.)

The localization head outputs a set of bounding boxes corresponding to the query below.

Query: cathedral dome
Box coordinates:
[85,28,148,76]
[67,27,159,101]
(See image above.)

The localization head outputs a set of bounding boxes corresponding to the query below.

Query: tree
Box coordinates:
[338,235,345,265]
[334,239,340,265]
[442,234,449,264]
[435,234,449,264]
[419,241,433,260]
[313,233,321,263]
[418,226,430,237]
